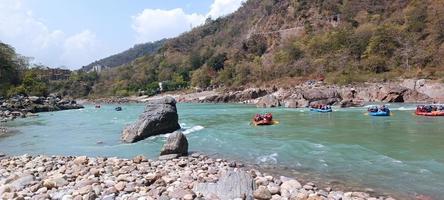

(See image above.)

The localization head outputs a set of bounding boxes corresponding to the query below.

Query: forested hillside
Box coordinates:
[86,0,444,97]
[81,39,166,72]
[5,0,444,98]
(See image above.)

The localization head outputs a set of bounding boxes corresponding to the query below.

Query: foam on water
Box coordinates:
[183,125,205,135]
[257,153,278,164]
[147,125,205,139]
[392,106,416,111]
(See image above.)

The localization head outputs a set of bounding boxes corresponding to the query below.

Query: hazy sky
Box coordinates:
[0,0,245,69]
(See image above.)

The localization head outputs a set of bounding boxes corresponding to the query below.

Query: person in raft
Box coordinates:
[254,114,263,121]
[254,113,273,122]
[379,105,388,112]
[264,113,273,121]
[368,106,378,112]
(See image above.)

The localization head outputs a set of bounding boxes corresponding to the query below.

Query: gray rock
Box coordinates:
[103,187,117,195]
[280,178,301,198]
[327,191,344,200]
[160,131,188,156]
[73,156,88,165]
[158,154,179,160]
[76,185,92,195]
[1,192,17,199]
[132,155,146,163]
[43,175,69,189]
[303,88,341,105]
[193,170,255,200]
[114,182,125,191]
[61,195,73,200]
[317,189,328,197]
[9,174,34,190]
[122,97,181,143]
[340,99,364,108]
[0,185,12,196]
[256,95,280,108]
[267,183,280,195]
[253,186,272,200]
[102,194,115,200]
[255,177,269,186]
[169,188,194,199]
[417,79,426,87]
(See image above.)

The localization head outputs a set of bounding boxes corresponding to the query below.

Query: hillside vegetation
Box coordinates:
[86,0,444,97]
[81,39,166,72]
[4,0,444,98]
[0,42,97,98]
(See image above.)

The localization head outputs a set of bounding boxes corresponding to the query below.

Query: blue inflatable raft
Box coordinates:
[368,110,390,116]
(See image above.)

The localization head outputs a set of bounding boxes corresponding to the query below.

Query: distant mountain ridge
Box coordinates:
[81,39,166,72]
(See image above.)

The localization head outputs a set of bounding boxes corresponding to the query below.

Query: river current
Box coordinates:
[1,103,443,199]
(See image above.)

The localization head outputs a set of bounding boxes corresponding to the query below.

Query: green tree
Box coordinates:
[189,51,203,69]
[364,25,400,58]
[191,68,211,88]
[207,53,227,71]
[0,42,28,96]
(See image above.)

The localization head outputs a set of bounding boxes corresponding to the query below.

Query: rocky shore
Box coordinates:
[142,79,444,108]
[81,97,141,105]
[0,153,397,200]
[0,95,83,122]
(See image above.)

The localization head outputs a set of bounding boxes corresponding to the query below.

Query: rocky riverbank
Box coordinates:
[0,153,398,200]
[81,97,141,105]
[141,79,444,108]
[0,95,83,122]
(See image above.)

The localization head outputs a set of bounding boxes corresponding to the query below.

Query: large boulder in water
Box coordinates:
[160,131,188,156]
[121,96,181,143]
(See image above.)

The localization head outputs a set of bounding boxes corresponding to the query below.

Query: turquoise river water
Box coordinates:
[1,103,443,199]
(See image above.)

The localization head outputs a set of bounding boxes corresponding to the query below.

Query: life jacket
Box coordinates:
[254,114,262,121]
[264,113,272,121]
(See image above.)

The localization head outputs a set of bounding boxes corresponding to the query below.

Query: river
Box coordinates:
[1,103,443,199]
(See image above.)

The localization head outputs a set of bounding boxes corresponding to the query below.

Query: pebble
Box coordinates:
[114,182,125,191]
[89,168,100,177]
[253,186,272,200]
[73,156,88,165]
[62,195,73,200]
[267,183,280,195]
[280,179,302,197]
